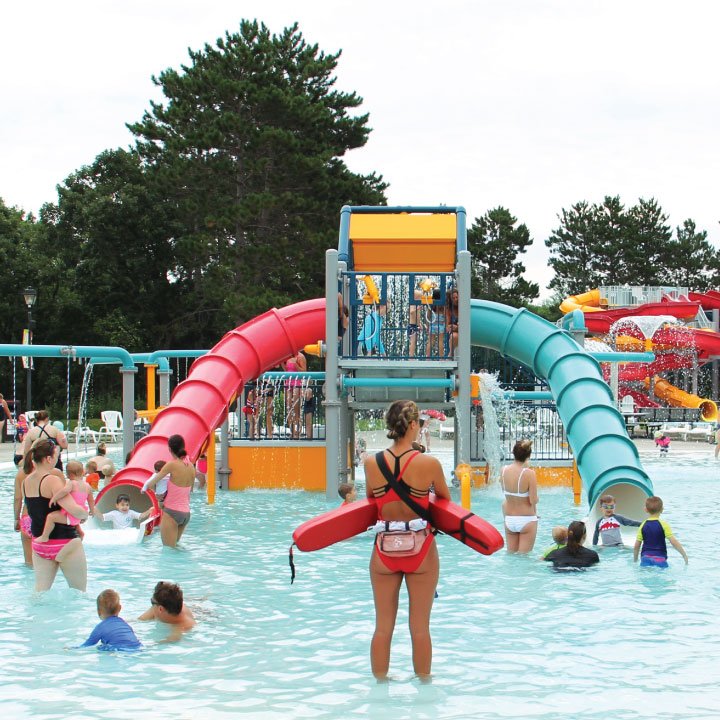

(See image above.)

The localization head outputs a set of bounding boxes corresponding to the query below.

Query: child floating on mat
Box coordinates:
[37,460,94,542]
[96,493,152,530]
[592,494,641,547]
[655,434,671,454]
[79,589,142,652]
[633,495,688,568]
[540,525,568,559]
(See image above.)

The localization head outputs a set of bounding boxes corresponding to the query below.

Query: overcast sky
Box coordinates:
[3,1,719,299]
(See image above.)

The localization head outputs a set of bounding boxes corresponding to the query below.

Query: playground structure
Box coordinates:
[560,286,720,424]
[86,205,655,536]
[17,209,717,538]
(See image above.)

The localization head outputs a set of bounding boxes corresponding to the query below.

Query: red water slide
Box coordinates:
[583,301,700,333]
[689,291,720,310]
[110,299,326,487]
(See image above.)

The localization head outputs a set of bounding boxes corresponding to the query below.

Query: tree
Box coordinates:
[546,196,677,295]
[41,149,179,348]
[468,207,539,307]
[663,219,720,289]
[127,20,386,340]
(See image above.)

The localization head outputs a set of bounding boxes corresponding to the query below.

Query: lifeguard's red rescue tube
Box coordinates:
[292,497,503,555]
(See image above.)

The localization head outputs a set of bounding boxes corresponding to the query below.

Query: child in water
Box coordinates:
[97,493,152,530]
[592,493,641,547]
[540,525,568,559]
[338,482,357,504]
[655,434,671,454]
[79,589,142,652]
[633,495,688,568]
[37,460,95,542]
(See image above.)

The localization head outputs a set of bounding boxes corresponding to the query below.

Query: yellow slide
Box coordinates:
[559,289,606,314]
[646,376,718,422]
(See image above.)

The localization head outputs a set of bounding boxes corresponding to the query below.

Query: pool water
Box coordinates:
[2,448,720,719]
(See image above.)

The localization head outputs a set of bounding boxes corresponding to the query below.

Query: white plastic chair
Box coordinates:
[98,411,123,442]
[71,425,99,443]
[619,395,635,413]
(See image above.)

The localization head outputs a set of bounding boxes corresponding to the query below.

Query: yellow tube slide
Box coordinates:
[646,376,718,422]
[559,289,605,314]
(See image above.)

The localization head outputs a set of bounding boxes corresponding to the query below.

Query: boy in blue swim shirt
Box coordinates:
[79,589,142,651]
[633,496,688,568]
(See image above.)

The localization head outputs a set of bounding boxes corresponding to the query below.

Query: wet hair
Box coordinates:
[512,439,533,462]
[96,442,107,456]
[97,589,121,616]
[66,460,84,478]
[168,434,187,459]
[599,494,615,505]
[385,400,420,440]
[551,526,568,544]
[85,460,98,473]
[152,581,183,615]
[566,521,587,556]
[154,460,165,472]
[35,410,49,422]
[338,482,355,500]
[23,439,56,474]
[116,493,130,504]
[646,496,663,514]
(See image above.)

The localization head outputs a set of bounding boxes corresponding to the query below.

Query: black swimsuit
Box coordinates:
[24,474,77,540]
[37,425,63,471]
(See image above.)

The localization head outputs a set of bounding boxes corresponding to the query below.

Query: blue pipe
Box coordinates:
[590,352,655,363]
[506,391,554,401]
[0,344,135,370]
[560,309,587,332]
[88,354,172,373]
[470,300,652,520]
[147,350,207,364]
[342,377,454,389]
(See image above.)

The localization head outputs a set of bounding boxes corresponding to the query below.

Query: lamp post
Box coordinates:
[23,286,37,413]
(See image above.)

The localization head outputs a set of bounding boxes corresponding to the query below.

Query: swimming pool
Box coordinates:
[2,448,719,719]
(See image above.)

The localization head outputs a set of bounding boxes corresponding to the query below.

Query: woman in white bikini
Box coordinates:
[501,439,538,553]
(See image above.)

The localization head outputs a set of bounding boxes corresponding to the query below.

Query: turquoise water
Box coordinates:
[2,448,720,719]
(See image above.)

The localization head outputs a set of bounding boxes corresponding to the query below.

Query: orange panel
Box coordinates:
[534,466,573,488]
[228,445,326,491]
[350,214,457,272]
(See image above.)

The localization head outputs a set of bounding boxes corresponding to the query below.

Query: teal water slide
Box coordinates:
[470,299,653,532]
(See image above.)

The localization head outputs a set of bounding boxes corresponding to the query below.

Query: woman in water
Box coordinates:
[501,439,539,553]
[283,351,307,439]
[544,521,600,570]
[364,399,451,680]
[22,410,68,471]
[143,434,195,547]
[22,440,89,591]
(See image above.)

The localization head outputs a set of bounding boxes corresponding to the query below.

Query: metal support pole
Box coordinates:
[456,250,472,471]
[610,364,619,404]
[120,366,137,461]
[325,250,341,500]
[158,370,172,407]
[26,308,33,412]
[218,417,231,491]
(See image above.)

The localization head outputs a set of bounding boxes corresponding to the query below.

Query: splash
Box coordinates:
[477,371,506,483]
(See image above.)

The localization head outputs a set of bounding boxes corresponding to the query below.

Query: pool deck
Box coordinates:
[0,439,123,473]
[1,433,714,476]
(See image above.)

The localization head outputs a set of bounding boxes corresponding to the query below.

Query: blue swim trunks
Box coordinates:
[640,554,669,569]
